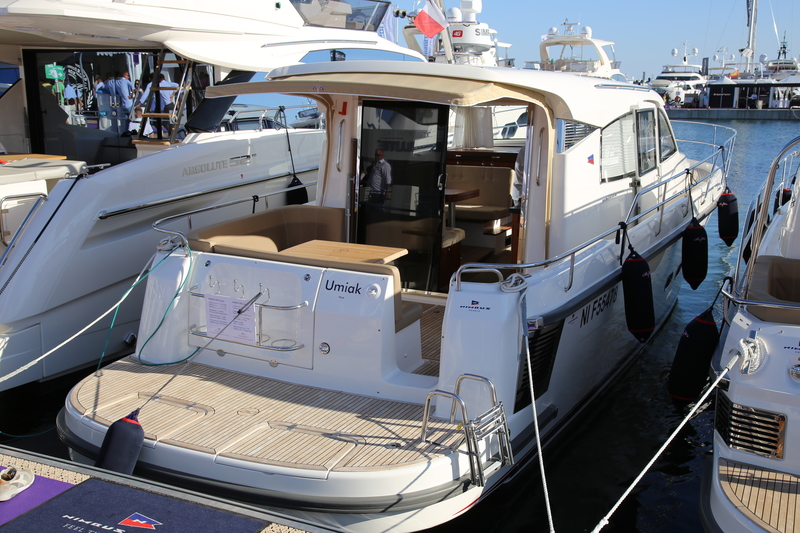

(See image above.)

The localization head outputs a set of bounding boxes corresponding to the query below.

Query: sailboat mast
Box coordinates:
[745,0,758,74]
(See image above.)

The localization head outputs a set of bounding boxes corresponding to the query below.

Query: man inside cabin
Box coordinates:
[362,148,392,206]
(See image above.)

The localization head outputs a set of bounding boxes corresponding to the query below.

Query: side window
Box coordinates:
[600,113,636,182]
[557,119,597,153]
[658,110,677,161]
[636,109,657,174]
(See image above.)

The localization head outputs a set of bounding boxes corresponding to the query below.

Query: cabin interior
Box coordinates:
[185,99,533,295]
[171,99,540,389]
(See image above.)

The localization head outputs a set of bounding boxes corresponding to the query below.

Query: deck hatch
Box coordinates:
[715,391,786,459]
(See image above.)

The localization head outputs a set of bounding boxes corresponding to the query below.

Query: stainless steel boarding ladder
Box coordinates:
[421,374,514,487]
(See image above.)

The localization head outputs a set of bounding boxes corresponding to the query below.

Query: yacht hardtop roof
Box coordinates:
[0,0,422,68]
[542,35,615,47]
[207,60,659,126]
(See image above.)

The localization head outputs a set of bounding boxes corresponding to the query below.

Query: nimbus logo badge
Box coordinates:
[120,512,163,529]
[459,300,491,311]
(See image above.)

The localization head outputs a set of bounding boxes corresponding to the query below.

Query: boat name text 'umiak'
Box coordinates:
[325,280,362,294]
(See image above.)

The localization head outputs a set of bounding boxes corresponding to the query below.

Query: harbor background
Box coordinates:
[1,119,798,532]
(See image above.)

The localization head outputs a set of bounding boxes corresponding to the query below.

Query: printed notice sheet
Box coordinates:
[205,294,257,344]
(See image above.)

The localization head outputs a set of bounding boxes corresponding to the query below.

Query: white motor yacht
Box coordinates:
[0,0,424,391]
[500,20,627,140]
[58,58,736,532]
[701,136,800,532]
[534,20,627,82]
[649,43,708,107]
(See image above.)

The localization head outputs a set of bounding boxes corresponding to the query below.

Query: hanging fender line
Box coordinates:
[686,169,697,220]
[279,106,298,181]
[0,244,175,386]
[711,276,733,311]
[615,222,636,265]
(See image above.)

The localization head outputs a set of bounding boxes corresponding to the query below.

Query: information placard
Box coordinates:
[204,294,257,345]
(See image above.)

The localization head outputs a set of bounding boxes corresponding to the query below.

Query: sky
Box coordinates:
[394,0,798,81]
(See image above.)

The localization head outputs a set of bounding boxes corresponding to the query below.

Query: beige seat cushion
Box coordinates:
[446,165,513,222]
[747,255,800,324]
[187,205,345,253]
[442,227,465,248]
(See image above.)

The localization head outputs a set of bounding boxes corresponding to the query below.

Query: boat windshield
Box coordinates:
[290,0,390,31]
[541,43,603,73]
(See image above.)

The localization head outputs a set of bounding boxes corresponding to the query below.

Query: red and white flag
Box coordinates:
[414,0,449,39]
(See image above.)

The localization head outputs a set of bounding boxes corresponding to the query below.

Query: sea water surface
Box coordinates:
[1,119,798,533]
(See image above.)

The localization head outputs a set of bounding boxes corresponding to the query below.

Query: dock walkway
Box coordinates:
[0,445,321,532]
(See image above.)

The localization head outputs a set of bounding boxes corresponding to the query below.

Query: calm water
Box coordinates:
[1,119,798,533]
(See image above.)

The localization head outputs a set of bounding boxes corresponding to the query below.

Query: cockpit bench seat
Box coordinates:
[446,165,514,222]
[747,255,800,324]
[187,204,345,254]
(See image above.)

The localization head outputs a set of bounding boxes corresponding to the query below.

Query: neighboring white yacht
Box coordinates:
[534,20,627,82]
[701,136,800,533]
[499,20,627,140]
[763,36,800,80]
[0,0,424,391]
[58,58,736,532]
[649,43,708,106]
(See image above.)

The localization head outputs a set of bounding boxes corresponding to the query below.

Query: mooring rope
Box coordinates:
[502,272,556,533]
[0,248,168,386]
[0,241,194,386]
[590,352,740,533]
[134,291,262,416]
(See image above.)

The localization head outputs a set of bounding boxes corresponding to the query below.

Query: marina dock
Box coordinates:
[0,445,321,532]
[667,108,800,120]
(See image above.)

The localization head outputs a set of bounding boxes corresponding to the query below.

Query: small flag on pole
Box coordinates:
[414,0,449,39]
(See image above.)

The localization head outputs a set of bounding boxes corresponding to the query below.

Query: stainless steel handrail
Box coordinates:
[455,124,736,291]
[98,167,317,219]
[151,180,318,244]
[189,291,308,311]
[738,136,800,297]
[0,195,46,267]
[721,284,800,313]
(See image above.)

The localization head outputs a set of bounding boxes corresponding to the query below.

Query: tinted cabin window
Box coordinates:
[636,109,657,175]
[658,110,677,162]
[600,113,636,182]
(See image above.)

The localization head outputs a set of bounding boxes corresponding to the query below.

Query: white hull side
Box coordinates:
[0,129,323,389]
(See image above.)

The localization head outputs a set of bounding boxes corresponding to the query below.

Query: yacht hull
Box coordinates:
[0,129,322,390]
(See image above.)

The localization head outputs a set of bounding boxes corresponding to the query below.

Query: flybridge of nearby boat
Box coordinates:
[58,57,736,532]
[534,21,626,81]
[701,136,800,532]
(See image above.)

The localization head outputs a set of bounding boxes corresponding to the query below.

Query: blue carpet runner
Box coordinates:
[0,477,267,532]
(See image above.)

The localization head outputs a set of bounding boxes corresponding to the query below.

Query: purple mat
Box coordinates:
[0,465,73,526]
